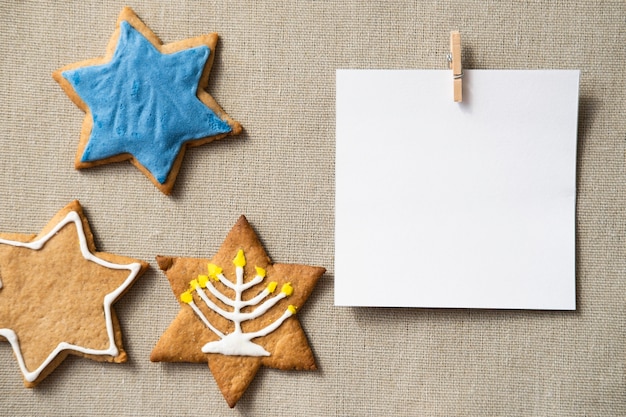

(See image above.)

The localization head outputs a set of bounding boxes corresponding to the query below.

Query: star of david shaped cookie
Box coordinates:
[151,216,325,407]
[0,200,148,387]
[53,7,242,194]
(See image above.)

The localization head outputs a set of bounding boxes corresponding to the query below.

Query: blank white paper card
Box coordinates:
[335,69,579,309]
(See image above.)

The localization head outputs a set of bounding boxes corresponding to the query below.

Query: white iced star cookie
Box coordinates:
[0,200,148,387]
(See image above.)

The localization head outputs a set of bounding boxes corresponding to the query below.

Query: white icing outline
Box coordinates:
[0,211,142,383]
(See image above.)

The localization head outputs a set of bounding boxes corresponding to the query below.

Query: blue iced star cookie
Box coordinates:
[53,7,242,194]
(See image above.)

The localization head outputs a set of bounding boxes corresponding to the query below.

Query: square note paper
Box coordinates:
[335,70,579,309]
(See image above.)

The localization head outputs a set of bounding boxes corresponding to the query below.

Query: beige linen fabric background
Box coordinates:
[0,0,624,415]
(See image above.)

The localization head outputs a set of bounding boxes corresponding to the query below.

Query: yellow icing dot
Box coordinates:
[255,266,266,278]
[207,263,222,280]
[281,282,293,296]
[287,305,297,315]
[197,275,209,288]
[180,291,193,304]
[233,249,246,267]
[267,281,278,293]
[189,279,200,289]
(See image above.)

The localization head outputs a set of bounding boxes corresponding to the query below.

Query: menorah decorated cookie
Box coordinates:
[53,7,242,194]
[0,201,148,386]
[151,216,325,407]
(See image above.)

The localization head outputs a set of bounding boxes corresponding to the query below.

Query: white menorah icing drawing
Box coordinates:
[180,249,296,356]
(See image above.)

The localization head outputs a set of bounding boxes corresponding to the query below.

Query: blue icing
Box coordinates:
[62,21,232,184]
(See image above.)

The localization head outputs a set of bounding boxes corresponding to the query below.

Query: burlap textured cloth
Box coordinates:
[0,1,624,415]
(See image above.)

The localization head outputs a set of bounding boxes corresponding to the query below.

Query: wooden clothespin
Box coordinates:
[448,31,463,102]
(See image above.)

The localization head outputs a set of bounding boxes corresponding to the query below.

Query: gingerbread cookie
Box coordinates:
[53,7,242,195]
[0,200,148,387]
[151,216,325,407]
